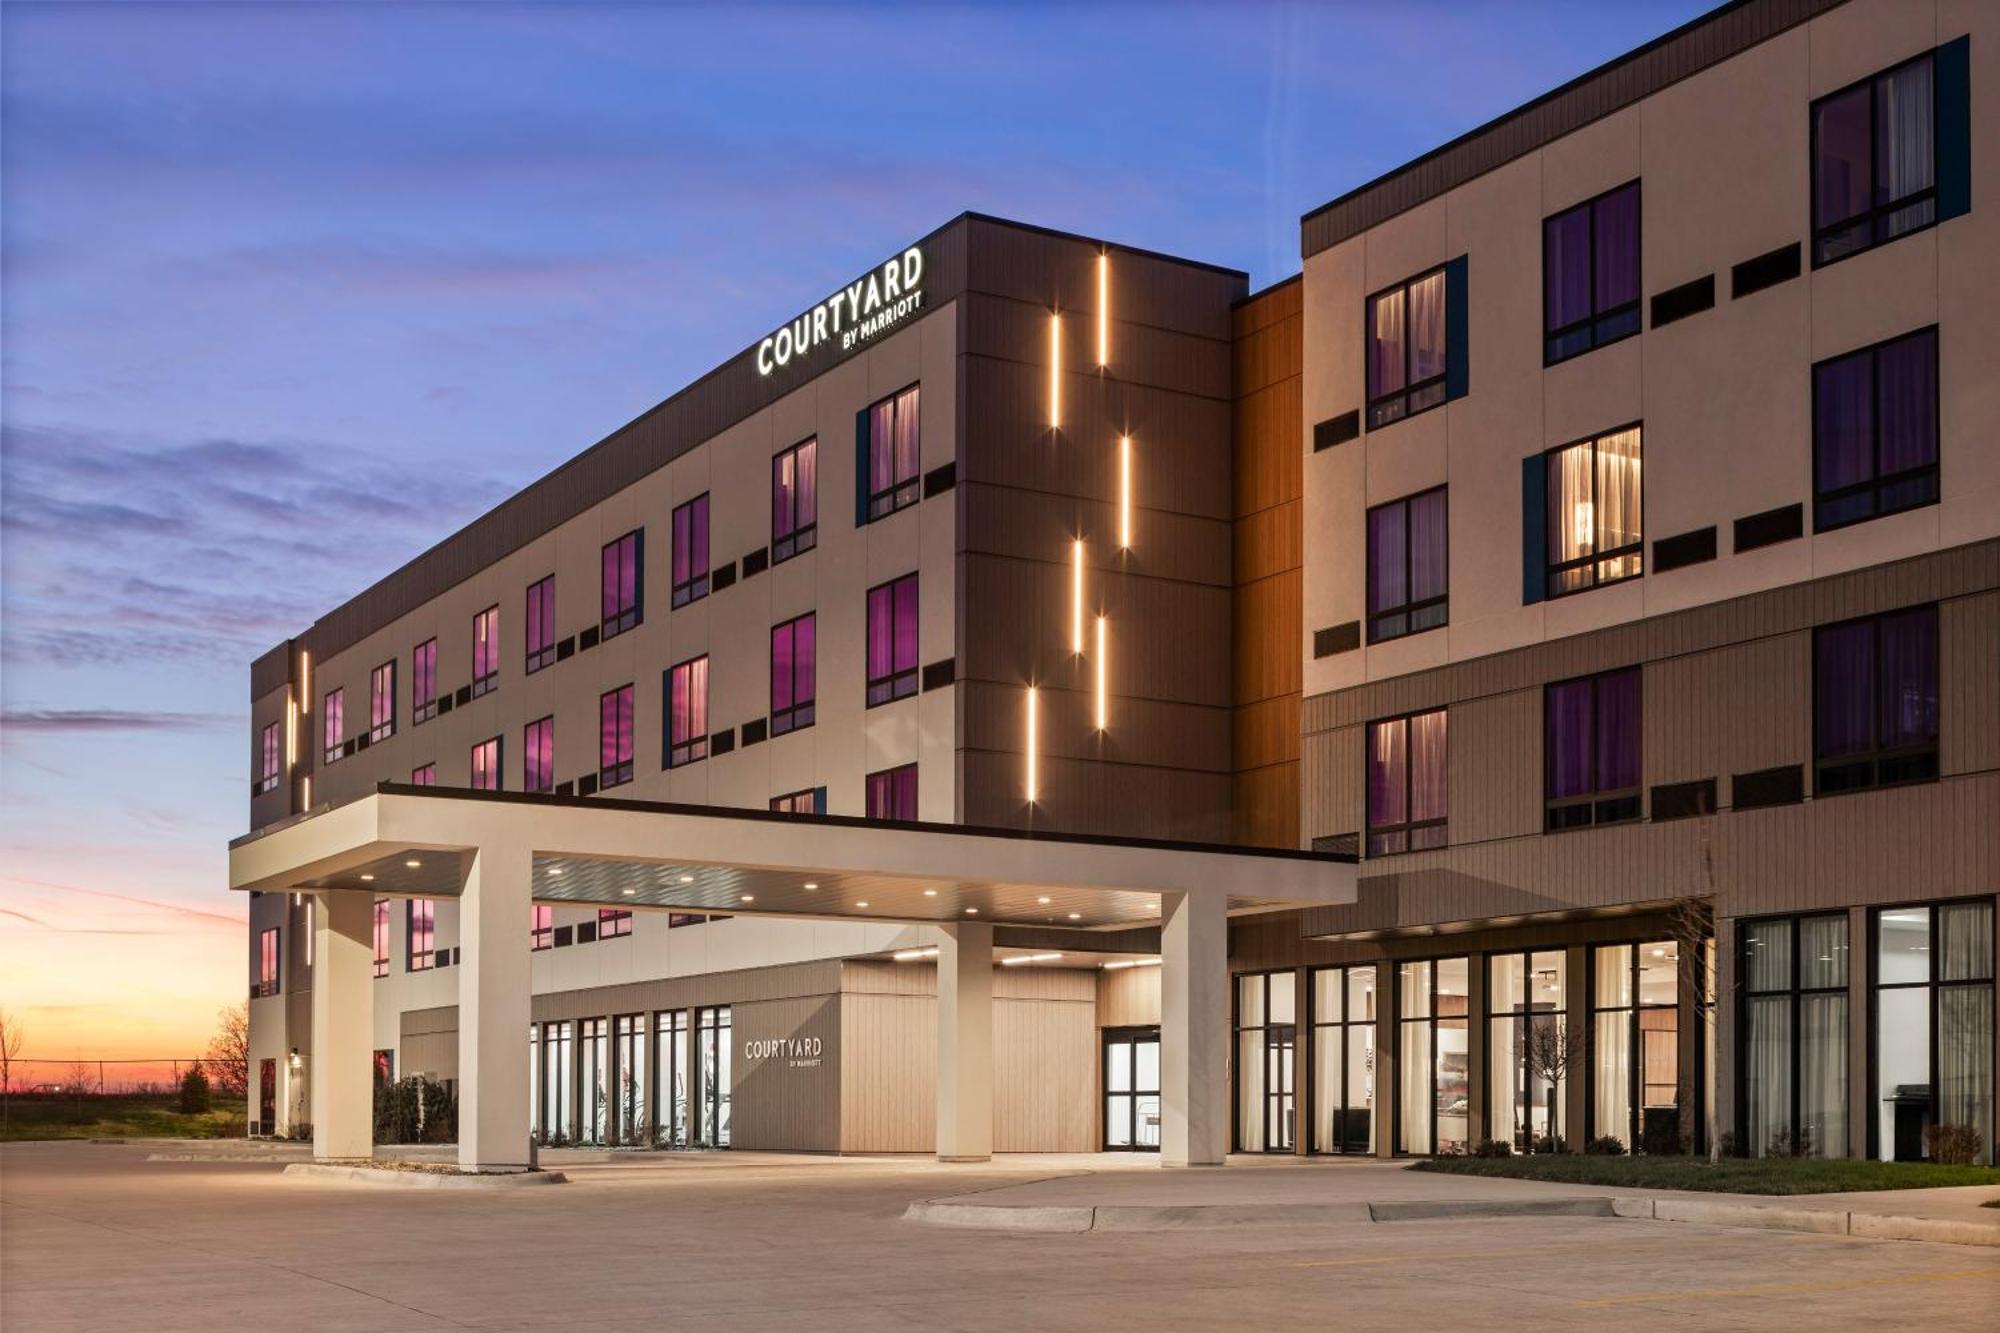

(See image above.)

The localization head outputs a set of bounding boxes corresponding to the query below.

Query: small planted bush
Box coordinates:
[177,1066,212,1115]
[1472,1138,1513,1158]
[1924,1123,1984,1167]
[1584,1135,1626,1156]
[1530,1134,1567,1155]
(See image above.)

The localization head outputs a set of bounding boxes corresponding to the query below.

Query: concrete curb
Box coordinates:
[1369,1197,1616,1222]
[281,1162,567,1189]
[1616,1195,2000,1248]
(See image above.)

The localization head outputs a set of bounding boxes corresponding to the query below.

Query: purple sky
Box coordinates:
[0,0,1709,1058]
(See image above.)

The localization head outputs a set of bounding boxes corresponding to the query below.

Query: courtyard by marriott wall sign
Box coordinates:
[755,246,925,376]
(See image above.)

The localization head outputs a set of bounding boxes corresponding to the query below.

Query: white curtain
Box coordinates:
[1547,442,1594,593]
[1746,996,1791,1157]
[1594,1012,1632,1147]
[1878,58,1935,207]
[1800,993,1848,1157]
[1594,427,1643,580]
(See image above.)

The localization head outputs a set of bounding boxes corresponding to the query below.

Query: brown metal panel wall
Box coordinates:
[1943,590,2000,777]
[732,995,840,1153]
[1300,723,1364,845]
[1643,633,1809,786]
[531,958,844,1022]
[1446,690,1541,847]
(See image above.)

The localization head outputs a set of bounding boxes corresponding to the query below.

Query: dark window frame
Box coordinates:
[770,611,817,736]
[597,907,633,939]
[470,735,502,792]
[599,684,635,789]
[601,529,644,639]
[671,496,710,609]
[253,926,281,999]
[321,687,344,765]
[531,904,554,951]
[864,763,918,821]
[1232,969,1300,1154]
[865,573,919,707]
[371,899,390,978]
[368,659,397,743]
[865,384,922,522]
[1542,179,1643,366]
[1364,708,1448,857]
[772,436,819,563]
[523,715,555,795]
[1812,605,1940,796]
[471,605,500,698]
[406,898,436,973]
[664,655,709,769]
[1865,897,1997,1162]
[1364,265,1449,429]
[1738,912,1850,1159]
[1307,964,1380,1156]
[412,638,438,724]
[256,721,281,794]
[1811,51,1939,269]
[526,574,556,673]
[1544,423,1645,600]
[1365,486,1449,643]
[770,787,827,815]
[1811,325,1940,533]
[1543,666,1643,831]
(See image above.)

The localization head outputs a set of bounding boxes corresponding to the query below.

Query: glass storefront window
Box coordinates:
[578,1018,608,1146]
[1396,957,1468,1155]
[539,1020,572,1145]
[613,1014,646,1146]
[1742,914,1849,1158]
[1592,941,1680,1153]
[1310,965,1377,1154]
[654,1011,688,1148]
[1234,972,1297,1152]
[1489,950,1567,1150]
[696,1006,731,1147]
[1874,901,1994,1163]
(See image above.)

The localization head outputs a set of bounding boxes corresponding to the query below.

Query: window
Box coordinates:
[373,1050,394,1089]
[602,529,643,638]
[665,657,708,768]
[1814,605,1938,794]
[368,661,396,743]
[254,927,280,998]
[695,1006,732,1147]
[1812,327,1938,532]
[412,638,438,723]
[472,605,499,697]
[321,688,344,764]
[1234,972,1297,1152]
[1813,53,1937,266]
[865,764,917,821]
[578,1018,608,1145]
[598,908,632,938]
[600,684,634,788]
[772,437,818,562]
[531,905,553,951]
[864,385,921,520]
[1873,901,1993,1163]
[256,722,280,794]
[538,1021,573,1145]
[865,573,918,706]
[1365,267,1447,428]
[613,1013,646,1147]
[1742,915,1850,1159]
[526,575,556,672]
[655,1011,689,1147]
[771,787,827,815]
[1543,181,1641,364]
[1310,966,1377,1155]
[470,736,501,791]
[1396,958,1470,1155]
[1545,667,1641,830]
[671,496,709,608]
[1488,952,1569,1152]
[523,716,554,794]
[1366,487,1447,643]
[1365,709,1446,856]
[770,613,816,735]
[1591,942,1681,1153]
[1545,425,1642,597]
[371,899,389,978]
[406,899,435,972]
[410,763,436,786]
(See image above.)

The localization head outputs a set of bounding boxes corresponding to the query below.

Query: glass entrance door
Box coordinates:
[1103,1027,1161,1151]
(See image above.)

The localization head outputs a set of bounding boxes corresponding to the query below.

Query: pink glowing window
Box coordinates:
[470,736,501,792]
[666,657,708,768]
[671,496,709,609]
[407,899,435,972]
[599,685,634,788]
[770,613,816,735]
[321,688,344,764]
[602,530,643,637]
[526,575,556,673]
[524,716,554,794]
[412,638,438,723]
[472,606,500,696]
[865,574,918,707]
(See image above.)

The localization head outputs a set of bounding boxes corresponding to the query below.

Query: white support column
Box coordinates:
[457,844,533,1171]
[935,922,993,1162]
[1160,889,1228,1167]
[310,891,375,1161]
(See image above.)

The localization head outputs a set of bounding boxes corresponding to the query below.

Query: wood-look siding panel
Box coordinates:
[1301,724,1364,842]
[959,748,1235,843]
[1447,690,1541,846]
[960,483,1231,589]
[733,995,840,1153]
[1943,591,2000,778]
[1096,963,1162,1027]
[1233,695,1300,775]
[994,998,1096,1151]
[1235,765,1300,851]
[1233,572,1302,708]
[839,993,935,1153]
[1643,633,1808,788]
[1234,504,1303,589]
[959,678,1229,771]
[963,291,1232,402]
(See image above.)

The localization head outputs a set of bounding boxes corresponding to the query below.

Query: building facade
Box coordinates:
[244,0,1997,1165]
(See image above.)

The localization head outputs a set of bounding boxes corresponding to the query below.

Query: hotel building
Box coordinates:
[237,0,1996,1170]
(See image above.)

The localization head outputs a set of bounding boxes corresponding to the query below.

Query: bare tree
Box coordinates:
[205,1003,250,1100]
[0,1009,22,1096]
[1522,1016,1586,1147]
[1667,806,1724,1164]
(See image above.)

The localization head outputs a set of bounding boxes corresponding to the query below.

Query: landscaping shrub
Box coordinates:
[1766,1128,1815,1158]
[1640,1117,1686,1157]
[373,1078,420,1144]
[418,1078,457,1144]
[1924,1123,1984,1167]
[1472,1138,1513,1158]
[176,1066,212,1115]
[1584,1135,1626,1156]
[1530,1134,1566,1155]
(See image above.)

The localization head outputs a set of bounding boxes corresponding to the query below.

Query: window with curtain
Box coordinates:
[470,736,501,791]
[666,657,708,768]
[531,905,553,951]
[1591,942,1679,1153]
[410,763,436,786]
[1366,267,1448,428]
[1234,972,1297,1153]
[1365,709,1446,856]
[770,613,816,735]
[599,684,634,788]
[369,660,396,742]
[1544,667,1642,830]
[1488,951,1568,1151]
[613,1013,646,1146]
[1543,181,1641,364]
[321,688,344,764]
[601,529,643,638]
[257,721,281,794]
[523,716,554,794]
[770,787,827,815]
[671,496,710,609]
[1874,902,1993,1163]
[1813,53,1937,265]
[1396,958,1470,1155]
[412,638,438,723]
[772,437,818,562]
[525,575,556,672]
[254,928,280,998]
[1741,914,1849,1158]
[371,899,389,978]
[865,764,918,821]
[1366,487,1447,643]
[1310,966,1378,1155]
[1814,605,1938,794]
[1545,425,1642,598]
[472,605,500,697]
[866,385,922,520]
[1813,327,1938,532]
[406,899,435,972]
[865,573,919,706]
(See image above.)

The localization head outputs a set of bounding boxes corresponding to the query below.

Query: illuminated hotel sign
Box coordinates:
[755,246,925,376]
[744,1035,824,1070]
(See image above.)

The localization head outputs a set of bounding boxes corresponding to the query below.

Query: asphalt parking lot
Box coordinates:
[4,1142,1997,1331]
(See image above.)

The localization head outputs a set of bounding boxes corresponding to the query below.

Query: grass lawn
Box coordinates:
[1,1094,248,1142]
[1409,1153,2000,1195]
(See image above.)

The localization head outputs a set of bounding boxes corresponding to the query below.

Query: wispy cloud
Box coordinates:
[2,708,230,733]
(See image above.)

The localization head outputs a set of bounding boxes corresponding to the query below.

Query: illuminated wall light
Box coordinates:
[1001,952,1064,967]
[284,693,297,767]
[1103,958,1164,971]
[299,650,311,711]
[1094,615,1108,731]
[893,947,939,962]
[1048,313,1062,430]
[1118,435,1133,548]
[301,775,311,808]
[1096,253,1109,366]
[1024,686,1040,803]
[1070,539,1086,653]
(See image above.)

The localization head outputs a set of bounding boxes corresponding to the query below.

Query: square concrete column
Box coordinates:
[457,845,533,1171]
[1160,890,1228,1167]
[935,922,993,1162]
[310,891,375,1160]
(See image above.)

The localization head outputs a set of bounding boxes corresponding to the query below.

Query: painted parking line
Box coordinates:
[1577,1267,2000,1307]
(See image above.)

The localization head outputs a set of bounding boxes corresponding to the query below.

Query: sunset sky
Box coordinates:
[0,0,1707,1073]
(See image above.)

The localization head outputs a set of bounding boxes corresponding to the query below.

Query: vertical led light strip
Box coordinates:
[1071,539,1086,653]
[1025,686,1040,802]
[1096,253,1110,366]
[1048,313,1062,430]
[1118,435,1133,548]
[284,692,297,767]
[1094,616,1108,730]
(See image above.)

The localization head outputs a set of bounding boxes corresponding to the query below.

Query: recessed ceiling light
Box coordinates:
[1037,896,1051,905]
[547,867,564,876]
[622,888,636,896]
[923,889,938,897]
[359,874,375,882]
[804,882,819,891]
[741,895,755,903]
[964,907,978,915]
[679,874,694,883]
[855,901,870,909]
[405,860,422,869]
[1068,912,1082,920]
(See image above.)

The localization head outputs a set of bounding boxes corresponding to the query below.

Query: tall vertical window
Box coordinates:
[655,1010,689,1148]
[472,605,500,697]
[1545,667,1642,830]
[523,716,554,794]
[1489,952,1569,1151]
[525,575,556,672]
[671,496,709,608]
[256,722,281,794]
[470,736,501,791]
[1233,972,1297,1152]
[1366,709,1446,856]
[1310,966,1377,1155]
[531,905,553,951]
[600,684,634,788]
[539,1020,573,1145]
[1814,605,1939,794]
[695,1005,732,1147]
[1543,181,1641,364]
[578,1017,608,1146]
[1396,958,1470,1155]
[598,908,633,938]
[770,787,827,815]
[772,437,818,561]
[865,764,918,821]
[412,638,438,723]
[254,928,281,998]
[602,529,643,637]
[406,899,435,972]
[321,688,344,764]
[1591,942,1680,1154]
[1742,914,1850,1159]
[613,1013,646,1146]
[1813,327,1938,531]
[368,661,396,742]
[1366,267,1447,427]
[864,384,921,520]
[865,573,919,706]
[770,612,816,735]
[665,657,708,768]
[410,763,436,786]
[1545,425,1642,597]
[371,899,389,978]
[1366,487,1447,642]
[1813,53,1937,266]
[1874,901,1993,1164]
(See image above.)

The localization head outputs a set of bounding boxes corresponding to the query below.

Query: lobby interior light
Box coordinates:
[1118,435,1133,548]
[1001,952,1063,967]
[1024,686,1040,802]
[1049,313,1062,429]
[1102,958,1163,971]
[1096,253,1109,366]
[893,947,938,962]
[1071,540,1086,653]
[1094,615,1108,730]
